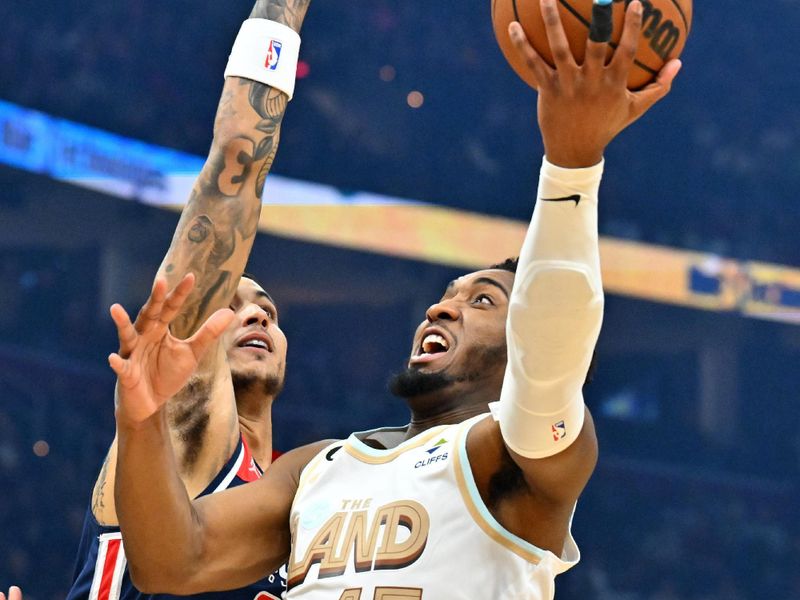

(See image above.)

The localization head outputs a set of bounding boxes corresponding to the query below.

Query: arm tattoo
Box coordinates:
[248,85,287,196]
[250,0,311,32]
[187,215,212,243]
[92,452,112,514]
[159,0,308,338]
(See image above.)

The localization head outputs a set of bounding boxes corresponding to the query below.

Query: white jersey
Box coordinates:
[286,414,579,599]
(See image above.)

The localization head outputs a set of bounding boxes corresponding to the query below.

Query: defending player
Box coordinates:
[65,0,311,598]
[110,1,681,598]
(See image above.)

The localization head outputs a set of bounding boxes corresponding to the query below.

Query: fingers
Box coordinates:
[584,0,612,74]
[135,273,196,331]
[508,22,549,89]
[588,0,613,43]
[110,303,137,356]
[6,585,23,600]
[630,58,682,117]
[187,308,236,361]
[108,352,129,379]
[540,0,576,70]
[136,277,169,325]
[609,0,643,78]
[158,273,196,328]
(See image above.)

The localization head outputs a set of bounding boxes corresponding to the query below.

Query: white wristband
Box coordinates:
[224,19,301,100]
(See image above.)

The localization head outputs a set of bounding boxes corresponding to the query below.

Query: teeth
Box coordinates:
[422,334,449,354]
[243,339,267,349]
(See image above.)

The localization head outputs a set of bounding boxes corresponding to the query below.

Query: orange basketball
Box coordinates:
[492,0,692,89]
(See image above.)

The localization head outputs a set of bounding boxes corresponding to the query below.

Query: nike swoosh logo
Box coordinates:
[542,194,581,206]
[326,445,343,461]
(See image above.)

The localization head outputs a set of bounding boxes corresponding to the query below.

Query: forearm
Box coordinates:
[116,406,315,593]
[115,411,202,590]
[159,0,311,338]
[496,158,604,459]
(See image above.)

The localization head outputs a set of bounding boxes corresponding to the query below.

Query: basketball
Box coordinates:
[492,0,692,89]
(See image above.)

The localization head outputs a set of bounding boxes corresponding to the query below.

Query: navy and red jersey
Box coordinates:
[66,437,286,600]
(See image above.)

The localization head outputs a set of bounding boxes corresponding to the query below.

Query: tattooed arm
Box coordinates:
[89,0,311,527]
[161,0,311,339]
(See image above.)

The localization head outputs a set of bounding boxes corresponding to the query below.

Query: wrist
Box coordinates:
[225,19,301,100]
[543,148,604,169]
[115,406,167,435]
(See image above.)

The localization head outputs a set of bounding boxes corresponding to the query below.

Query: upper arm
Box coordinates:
[508,407,597,503]
[91,439,118,526]
[159,440,330,594]
[469,411,597,508]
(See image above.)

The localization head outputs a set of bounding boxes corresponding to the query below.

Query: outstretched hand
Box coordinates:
[108,273,234,428]
[0,586,22,600]
[508,0,682,167]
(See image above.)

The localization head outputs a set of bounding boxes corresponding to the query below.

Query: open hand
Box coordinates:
[108,274,234,427]
[508,0,682,167]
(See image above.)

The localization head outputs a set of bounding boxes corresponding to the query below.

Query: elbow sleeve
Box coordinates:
[495,158,605,459]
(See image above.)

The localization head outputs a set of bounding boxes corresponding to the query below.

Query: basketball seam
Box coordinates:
[558,0,659,76]
[511,0,521,24]
[667,0,689,32]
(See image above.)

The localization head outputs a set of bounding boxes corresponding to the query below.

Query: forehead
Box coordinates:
[448,269,515,294]
[236,277,275,305]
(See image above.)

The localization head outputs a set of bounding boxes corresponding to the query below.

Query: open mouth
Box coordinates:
[237,332,273,353]
[410,329,452,364]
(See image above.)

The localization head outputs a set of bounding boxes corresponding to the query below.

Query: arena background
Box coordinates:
[0,1,798,598]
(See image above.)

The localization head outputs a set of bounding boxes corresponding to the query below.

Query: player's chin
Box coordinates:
[408,351,452,370]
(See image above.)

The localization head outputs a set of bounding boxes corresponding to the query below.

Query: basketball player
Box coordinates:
[64,0,312,598]
[108,1,682,598]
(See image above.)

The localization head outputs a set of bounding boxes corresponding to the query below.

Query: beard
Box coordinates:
[388,369,456,398]
[232,371,284,398]
[388,342,507,399]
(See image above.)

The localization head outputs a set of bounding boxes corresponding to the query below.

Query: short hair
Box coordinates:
[241,271,261,285]
[241,272,277,306]
[489,257,518,273]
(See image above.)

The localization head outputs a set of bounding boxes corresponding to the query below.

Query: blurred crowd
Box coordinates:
[560,468,800,600]
[1,1,799,264]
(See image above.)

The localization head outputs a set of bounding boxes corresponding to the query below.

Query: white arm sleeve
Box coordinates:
[492,157,605,459]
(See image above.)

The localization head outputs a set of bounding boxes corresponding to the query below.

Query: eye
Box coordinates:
[262,306,276,320]
[474,294,494,306]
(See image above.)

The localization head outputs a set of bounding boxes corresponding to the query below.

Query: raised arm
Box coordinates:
[90,0,312,527]
[473,0,681,506]
[158,0,310,339]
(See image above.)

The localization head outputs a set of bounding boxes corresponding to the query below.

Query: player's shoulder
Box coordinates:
[268,438,341,485]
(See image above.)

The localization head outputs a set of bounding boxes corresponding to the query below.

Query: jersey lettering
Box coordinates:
[288,500,429,588]
[338,588,422,600]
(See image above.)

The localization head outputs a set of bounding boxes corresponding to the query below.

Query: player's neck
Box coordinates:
[404,404,488,440]
[403,387,493,440]
[236,395,275,468]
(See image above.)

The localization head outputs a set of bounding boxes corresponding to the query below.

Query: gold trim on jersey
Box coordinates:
[452,418,545,566]
[296,441,341,497]
[343,425,451,465]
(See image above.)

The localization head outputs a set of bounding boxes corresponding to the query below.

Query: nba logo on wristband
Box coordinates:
[265,39,283,70]
[552,421,566,442]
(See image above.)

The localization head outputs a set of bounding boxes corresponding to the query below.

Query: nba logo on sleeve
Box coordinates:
[552,420,566,442]
[265,39,283,70]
